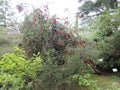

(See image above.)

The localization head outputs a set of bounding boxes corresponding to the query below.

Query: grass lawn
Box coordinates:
[71,74,120,90]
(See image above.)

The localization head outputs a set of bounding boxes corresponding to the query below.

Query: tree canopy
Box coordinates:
[78,0,119,16]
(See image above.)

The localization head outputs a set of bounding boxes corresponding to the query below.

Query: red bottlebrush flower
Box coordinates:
[57,30,63,34]
[84,60,91,65]
[33,17,37,22]
[58,41,65,46]
[64,33,68,37]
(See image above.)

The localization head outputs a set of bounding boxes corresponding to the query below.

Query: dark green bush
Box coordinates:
[92,9,120,72]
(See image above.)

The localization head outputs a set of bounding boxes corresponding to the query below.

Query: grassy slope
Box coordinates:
[91,74,120,90]
[0,26,22,57]
[71,74,120,90]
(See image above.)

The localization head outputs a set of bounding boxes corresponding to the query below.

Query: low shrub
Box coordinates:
[0,47,42,90]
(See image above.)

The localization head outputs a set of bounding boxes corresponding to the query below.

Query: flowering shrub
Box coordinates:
[21,5,76,65]
[18,3,100,90]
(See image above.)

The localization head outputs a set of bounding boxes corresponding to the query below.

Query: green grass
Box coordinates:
[71,74,120,90]
[91,74,120,90]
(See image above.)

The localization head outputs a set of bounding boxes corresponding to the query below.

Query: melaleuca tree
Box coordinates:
[21,7,75,65]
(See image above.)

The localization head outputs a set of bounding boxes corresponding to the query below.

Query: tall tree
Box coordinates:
[0,0,13,26]
[78,0,118,16]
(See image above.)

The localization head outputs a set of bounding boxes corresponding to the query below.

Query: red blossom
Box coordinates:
[58,41,65,46]
[57,30,63,34]
[84,60,91,64]
[64,33,68,37]
[33,17,37,22]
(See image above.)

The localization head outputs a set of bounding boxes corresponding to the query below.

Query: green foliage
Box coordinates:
[79,1,95,14]
[72,74,99,90]
[0,0,14,26]
[0,47,42,90]
[92,8,120,72]
[78,0,118,16]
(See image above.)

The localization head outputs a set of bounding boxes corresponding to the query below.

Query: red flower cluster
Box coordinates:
[64,33,68,37]
[84,60,96,67]
[58,41,65,46]
[33,17,37,22]
[57,30,63,34]
[84,60,91,64]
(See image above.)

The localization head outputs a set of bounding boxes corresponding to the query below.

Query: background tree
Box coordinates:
[78,0,119,17]
[0,0,13,26]
[77,0,120,73]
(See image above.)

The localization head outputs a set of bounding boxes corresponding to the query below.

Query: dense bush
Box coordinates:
[21,7,76,65]
[0,47,42,90]
[20,5,99,90]
[96,31,120,72]
[92,8,120,73]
